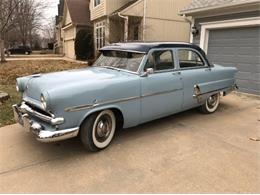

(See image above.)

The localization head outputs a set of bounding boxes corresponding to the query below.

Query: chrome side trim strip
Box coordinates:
[193,86,236,98]
[65,96,140,112]
[142,88,182,98]
[65,88,182,112]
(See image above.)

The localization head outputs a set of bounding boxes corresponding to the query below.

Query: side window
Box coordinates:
[145,50,174,71]
[178,49,205,68]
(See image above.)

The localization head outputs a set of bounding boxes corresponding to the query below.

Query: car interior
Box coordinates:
[145,50,174,71]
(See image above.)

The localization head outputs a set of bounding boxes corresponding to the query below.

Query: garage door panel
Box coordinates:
[236,72,259,82]
[236,55,259,64]
[238,87,260,95]
[207,26,260,95]
[209,54,236,63]
[208,46,237,55]
[209,39,259,47]
[237,47,259,55]
[235,64,255,72]
[236,72,252,80]
[236,80,260,92]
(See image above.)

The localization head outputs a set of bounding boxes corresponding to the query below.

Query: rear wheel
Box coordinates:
[80,110,116,152]
[199,93,220,114]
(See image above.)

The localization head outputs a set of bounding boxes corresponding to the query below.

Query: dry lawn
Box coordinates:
[0,60,87,85]
[0,60,87,127]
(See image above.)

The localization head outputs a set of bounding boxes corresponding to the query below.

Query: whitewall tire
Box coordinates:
[199,93,220,114]
[80,109,116,152]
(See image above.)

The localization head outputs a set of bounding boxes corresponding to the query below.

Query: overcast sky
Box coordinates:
[41,0,60,25]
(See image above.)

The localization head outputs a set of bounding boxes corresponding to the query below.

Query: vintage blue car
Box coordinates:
[13,42,237,151]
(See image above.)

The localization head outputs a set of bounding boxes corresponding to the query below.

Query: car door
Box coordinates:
[177,48,215,109]
[140,49,183,122]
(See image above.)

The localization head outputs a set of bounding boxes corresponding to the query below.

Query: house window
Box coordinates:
[94,0,101,7]
[95,22,106,50]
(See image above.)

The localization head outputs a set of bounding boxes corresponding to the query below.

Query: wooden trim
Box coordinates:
[62,23,73,30]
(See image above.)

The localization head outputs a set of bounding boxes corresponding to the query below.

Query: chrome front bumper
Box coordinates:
[12,104,79,143]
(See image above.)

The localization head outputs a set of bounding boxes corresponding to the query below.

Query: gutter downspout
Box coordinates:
[182,14,193,43]
[143,0,147,41]
[118,12,129,42]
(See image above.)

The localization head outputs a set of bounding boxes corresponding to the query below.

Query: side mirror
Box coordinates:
[146,68,154,74]
[141,68,154,77]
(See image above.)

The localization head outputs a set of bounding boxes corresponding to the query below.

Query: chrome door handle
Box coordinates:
[172,71,181,75]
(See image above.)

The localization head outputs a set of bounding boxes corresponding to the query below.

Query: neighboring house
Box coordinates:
[62,0,92,59]
[90,0,192,55]
[54,0,64,54]
[180,0,260,95]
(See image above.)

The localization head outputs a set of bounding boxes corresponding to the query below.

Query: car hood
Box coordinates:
[23,67,136,101]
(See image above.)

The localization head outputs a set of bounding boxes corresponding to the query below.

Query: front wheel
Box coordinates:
[199,93,220,114]
[80,110,116,152]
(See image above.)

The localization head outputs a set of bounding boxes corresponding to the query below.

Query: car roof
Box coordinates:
[99,42,202,54]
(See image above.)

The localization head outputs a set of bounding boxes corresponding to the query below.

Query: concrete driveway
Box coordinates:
[0,93,259,193]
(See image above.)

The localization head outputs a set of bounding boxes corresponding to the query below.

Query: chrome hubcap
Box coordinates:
[207,94,218,109]
[95,114,112,143]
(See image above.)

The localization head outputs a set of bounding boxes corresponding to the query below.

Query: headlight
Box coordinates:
[40,94,47,110]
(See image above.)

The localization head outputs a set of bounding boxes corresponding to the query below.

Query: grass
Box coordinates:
[0,60,87,127]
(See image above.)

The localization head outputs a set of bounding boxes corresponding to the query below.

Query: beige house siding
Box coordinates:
[90,0,106,21]
[90,0,135,21]
[121,0,144,17]
[145,18,190,42]
[144,0,192,42]
[64,26,75,39]
[106,0,134,15]
[91,0,192,55]
[146,0,191,21]
[64,5,72,25]
[63,4,76,59]
[120,0,192,42]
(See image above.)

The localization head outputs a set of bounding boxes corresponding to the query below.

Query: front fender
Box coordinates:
[79,104,124,126]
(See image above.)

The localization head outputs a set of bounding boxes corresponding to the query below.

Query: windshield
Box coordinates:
[93,50,145,72]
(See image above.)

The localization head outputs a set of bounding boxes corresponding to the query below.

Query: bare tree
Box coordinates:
[0,0,21,63]
[15,0,47,47]
[42,17,56,43]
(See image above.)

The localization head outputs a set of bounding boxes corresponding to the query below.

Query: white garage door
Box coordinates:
[64,40,75,59]
[207,26,260,95]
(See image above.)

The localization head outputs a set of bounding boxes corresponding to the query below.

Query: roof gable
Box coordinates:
[64,0,92,27]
